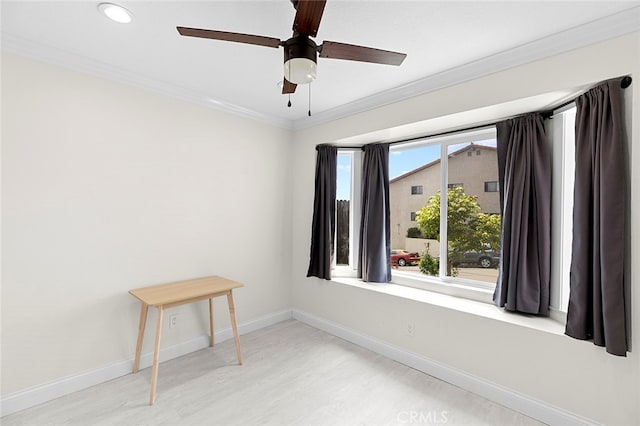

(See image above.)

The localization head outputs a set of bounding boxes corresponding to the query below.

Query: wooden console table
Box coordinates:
[129,276,243,405]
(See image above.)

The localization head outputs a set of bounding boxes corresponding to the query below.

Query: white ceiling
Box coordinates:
[2,1,640,129]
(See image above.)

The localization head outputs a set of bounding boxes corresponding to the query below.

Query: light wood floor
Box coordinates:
[2,320,544,425]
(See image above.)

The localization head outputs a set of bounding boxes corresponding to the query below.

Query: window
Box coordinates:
[484,181,498,192]
[334,150,361,275]
[336,153,351,266]
[445,142,499,285]
[333,104,581,309]
[550,105,576,314]
[389,128,500,291]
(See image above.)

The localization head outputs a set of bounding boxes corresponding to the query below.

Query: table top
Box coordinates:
[129,276,243,306]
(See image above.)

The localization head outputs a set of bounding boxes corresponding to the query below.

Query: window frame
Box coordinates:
[388,127,499,300]
[332,150,362,277]
[549,104,576,319]
[484,181,499,192]
[333,113,578,310]
[411,185,423,195]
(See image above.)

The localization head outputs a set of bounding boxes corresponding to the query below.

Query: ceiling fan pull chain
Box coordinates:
[287,65,292,107]
[308,83,312,116]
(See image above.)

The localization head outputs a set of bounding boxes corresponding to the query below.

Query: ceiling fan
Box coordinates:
[176,0,407,96]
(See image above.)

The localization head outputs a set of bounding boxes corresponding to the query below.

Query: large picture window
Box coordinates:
[388,129,500,289]
[333,105,582,308]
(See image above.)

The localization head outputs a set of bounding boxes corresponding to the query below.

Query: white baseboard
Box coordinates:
[1,307,599,425]
[0,309,292,417]
[292,309,600,426]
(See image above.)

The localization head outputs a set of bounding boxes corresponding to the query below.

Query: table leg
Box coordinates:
[208,298,215,347]
[149,305,164,405]
[226,291,242,365]
[133,303,148,373]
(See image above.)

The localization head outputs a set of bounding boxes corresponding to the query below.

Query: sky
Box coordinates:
[337,139,496,200]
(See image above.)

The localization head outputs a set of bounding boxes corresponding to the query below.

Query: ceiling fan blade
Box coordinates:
[320,41,406,66]
[177,27,281,48]
[292,0,326,37]
[282,78,297,94]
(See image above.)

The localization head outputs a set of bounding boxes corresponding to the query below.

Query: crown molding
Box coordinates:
[292,6,640,131]
[2,6,638,132]
[0,33,293,130]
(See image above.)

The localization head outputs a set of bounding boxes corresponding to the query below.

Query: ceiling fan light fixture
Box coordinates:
[284,57,317,85]
[283,35,318,85]
[98,3,133,24]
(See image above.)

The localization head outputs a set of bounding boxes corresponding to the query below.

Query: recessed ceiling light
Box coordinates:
[98,3,133,24]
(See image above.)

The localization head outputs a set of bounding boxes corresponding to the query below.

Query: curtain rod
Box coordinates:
[334,75,632,151]
[542,75,632,119]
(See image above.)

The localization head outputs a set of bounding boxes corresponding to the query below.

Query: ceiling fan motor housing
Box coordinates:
[283,35,318,84]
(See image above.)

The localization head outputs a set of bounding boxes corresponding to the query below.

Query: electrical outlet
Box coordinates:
[407,321,415,337]
[169,314,178,328]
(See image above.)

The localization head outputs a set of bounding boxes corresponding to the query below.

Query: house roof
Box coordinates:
[390,144,497,184]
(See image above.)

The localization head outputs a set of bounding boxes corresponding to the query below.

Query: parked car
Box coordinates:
[390,249,421,266]
[452,249,499,268]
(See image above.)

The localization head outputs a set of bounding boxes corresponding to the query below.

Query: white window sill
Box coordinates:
[329,276,566,336]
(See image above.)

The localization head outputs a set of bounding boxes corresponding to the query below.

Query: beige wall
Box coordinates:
[390,161,441,248]
[390,146,499,249]
[1,54,293,395]
[449,147,500,214]
[1,30,639,426]
[291,33,640,425]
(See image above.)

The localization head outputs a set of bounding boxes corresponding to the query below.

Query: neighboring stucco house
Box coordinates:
[390,144,499,249]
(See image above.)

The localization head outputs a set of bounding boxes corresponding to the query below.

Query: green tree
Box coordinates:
[416,186,500,274]
[476,213,501,251]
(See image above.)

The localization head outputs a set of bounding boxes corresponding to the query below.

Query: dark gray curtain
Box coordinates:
[565,78,627,356]
[494,113,551,315]
[307,145,337,280]
[358,143,391,282]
